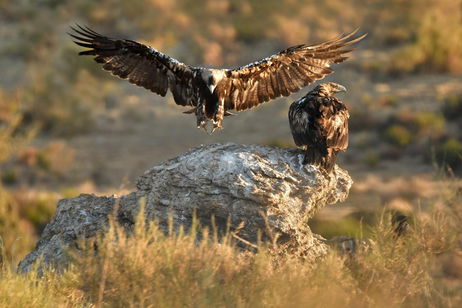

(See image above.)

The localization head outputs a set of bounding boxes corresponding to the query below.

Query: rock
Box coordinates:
[18,143,353,273]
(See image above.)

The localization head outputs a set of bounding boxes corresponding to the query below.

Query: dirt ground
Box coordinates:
[61,70,461,181]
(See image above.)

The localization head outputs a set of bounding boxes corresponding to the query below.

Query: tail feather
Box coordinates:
[303,148,338,172]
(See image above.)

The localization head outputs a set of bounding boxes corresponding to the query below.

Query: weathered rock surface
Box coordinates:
[18,143,353,273]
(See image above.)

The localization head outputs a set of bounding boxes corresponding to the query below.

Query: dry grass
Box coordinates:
[0,185,461,308]
[0,91,35,164]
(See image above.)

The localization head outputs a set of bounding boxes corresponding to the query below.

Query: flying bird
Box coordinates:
[69,25,365,132]
[288,82,349,171]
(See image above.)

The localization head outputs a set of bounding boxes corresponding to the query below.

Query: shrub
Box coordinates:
[22,72,98,137]
[1,169,17,185]
[20,194,57,233]
[385,124,413,147]
[35,141,76,177]
[0,91,34,163]
[377,95,398,107]
[0,186,37,264]
[442,94,462,121]
[435,138,462,171]
[348,106,382,132]
[364,150,380,168]
[310,212,374,239]
[412,112,446,138]
[387,0,462,74]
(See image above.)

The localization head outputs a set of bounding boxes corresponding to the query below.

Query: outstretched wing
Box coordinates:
[69,25,196,106]
[215,30,366,112]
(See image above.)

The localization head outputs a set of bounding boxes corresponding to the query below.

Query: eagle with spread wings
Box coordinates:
[69,25,365,132]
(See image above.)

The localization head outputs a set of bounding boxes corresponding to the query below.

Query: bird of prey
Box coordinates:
[288,82,349,171]
[69,25,365,132]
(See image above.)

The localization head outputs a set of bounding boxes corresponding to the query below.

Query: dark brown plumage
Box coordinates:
[69,25,365,132]
[288,82,349,171]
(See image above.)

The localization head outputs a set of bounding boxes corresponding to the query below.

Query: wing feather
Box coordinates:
[268,72,279,98]
[324,99,349,151]
[257,76,270,102]
[70,25,196,106]
[216,31,366,111]
[277,69,291,96]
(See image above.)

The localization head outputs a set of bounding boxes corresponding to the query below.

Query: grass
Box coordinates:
[0,184,460,307]
[0,185,38,265]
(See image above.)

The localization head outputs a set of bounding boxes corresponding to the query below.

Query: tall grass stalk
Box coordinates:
[0,185,461,307]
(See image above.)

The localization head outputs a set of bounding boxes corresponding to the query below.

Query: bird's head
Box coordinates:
[317,82,347,97]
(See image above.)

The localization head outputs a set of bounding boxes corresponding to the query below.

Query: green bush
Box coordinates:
[387,0,462,74]
[364,150,380,168]
[0,91,34,163]
[435,138,462,171]
[1,169,17,185]
[412,112,446,137]
[22,70,99,137]
[310,213,374,239]
[442,94,462,121]
[21,195,56,232]
[385,124,413,147]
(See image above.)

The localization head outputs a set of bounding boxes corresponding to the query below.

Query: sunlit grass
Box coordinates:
[0,186,460,307]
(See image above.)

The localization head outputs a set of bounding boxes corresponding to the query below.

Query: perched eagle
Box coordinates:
[288,82,349,171]
[69,25,364,132]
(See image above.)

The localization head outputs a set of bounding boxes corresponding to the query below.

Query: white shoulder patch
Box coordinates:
[201,69,226,93]
[211,69,226,83]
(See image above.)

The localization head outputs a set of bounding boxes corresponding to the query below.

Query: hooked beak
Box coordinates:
[336,85,347,93]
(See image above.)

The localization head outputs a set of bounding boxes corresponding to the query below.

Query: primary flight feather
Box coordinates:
[69,25,365,132]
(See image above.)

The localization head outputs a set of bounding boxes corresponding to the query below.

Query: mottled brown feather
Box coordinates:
[217,31,366,112]
[70,25,195,106]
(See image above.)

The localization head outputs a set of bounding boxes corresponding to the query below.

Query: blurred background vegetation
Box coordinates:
[0,1,461,303]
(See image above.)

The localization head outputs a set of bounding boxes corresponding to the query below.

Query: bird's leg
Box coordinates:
[301,146,309,165]
[199,121,208,132]
[211,98,225,133]
[196,101,208,132]
[302,153,309,165]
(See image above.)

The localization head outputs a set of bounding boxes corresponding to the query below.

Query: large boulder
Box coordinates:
[18,143,353,273]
